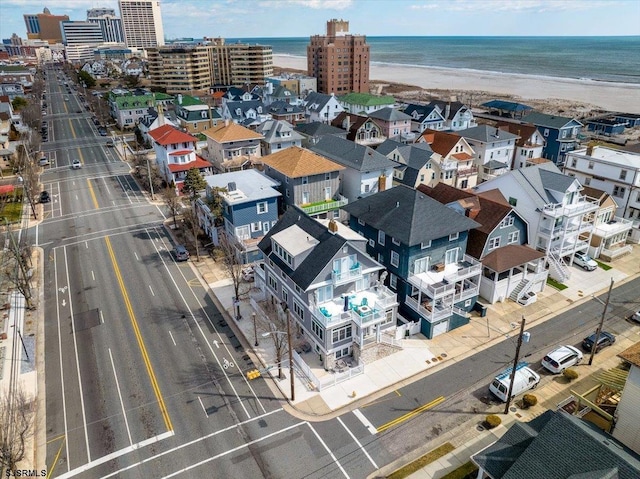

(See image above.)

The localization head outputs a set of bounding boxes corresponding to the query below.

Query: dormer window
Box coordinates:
[272,240,292,266]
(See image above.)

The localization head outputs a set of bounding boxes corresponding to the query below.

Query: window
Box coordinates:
[311,320,324,340]
[501,216,514,228]
[293,300,304,319]
[377,253,384,263]
[421,240,431,249]
[413,257,429,274]
[543,129,549,137]
[488,237,501,250]
[378,230,385,245]
[332,325,352,343]
[301,176,308,185]
[368,238,374,247]
[571,158,577,168]
[273,241,292,266]
[251,221,261,232]
[390,251,399,267]
[508,231,519,244]
[613,185,626,198]
[465,299,472,307]
[268,274,277,290]
[508,197,517,206]
[392,237,401,246]
[325,173,331,181]
[584,177,591,186]
[449,232,459,241]
[282,288,288,303]
[257,202,268,214]
[389,274,397,290]
[620,170,627,181]
[335,347,350,359]
[588,161,594,170]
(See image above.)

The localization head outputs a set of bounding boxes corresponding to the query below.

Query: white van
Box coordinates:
[489,362,540,402]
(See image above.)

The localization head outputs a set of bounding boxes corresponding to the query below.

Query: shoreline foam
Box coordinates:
[273,54,640,113]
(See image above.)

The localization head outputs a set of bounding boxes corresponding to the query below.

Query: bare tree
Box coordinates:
[255,300,290,379]
[2,224,34,309]
[181,207,202,262]
[213,232,246,305]
[0,385,35,472]
[162,186,183,229]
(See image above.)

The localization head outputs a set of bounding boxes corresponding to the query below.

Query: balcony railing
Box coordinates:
[541,195,600,218]
[300,195,348,215]
[332,265,362,286]
[600,244,633,261]
[444,255,482,282]
[593,217,634,238]
[457,166,478,177]
[314,286,398,327]
[405,296,452,323]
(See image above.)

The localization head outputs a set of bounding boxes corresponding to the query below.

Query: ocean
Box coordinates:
[228,36,640,85]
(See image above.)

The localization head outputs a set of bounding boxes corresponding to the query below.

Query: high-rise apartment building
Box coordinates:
[147,39,273,93]
[307,19,370,94]
[118,0,164,48]
[61,20,104,63]
[23,7,69,44]
[87,8,125,44]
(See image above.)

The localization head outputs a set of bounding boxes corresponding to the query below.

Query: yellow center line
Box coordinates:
[87,178,99,209]
[376,396,445,433]
[47,434,65,478]
[70,119,84,166]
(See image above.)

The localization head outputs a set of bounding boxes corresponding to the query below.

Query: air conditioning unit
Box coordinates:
[433,263,445,272]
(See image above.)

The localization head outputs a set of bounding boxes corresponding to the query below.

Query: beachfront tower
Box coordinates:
[118,0,165,48]
[307,19,370,95]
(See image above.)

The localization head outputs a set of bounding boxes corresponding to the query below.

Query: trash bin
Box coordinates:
[474,302,487,317]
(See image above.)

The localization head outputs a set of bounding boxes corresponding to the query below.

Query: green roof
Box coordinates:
[112,93,156,109]
[339,92,395,107]
[176,95,204,106]
[154,92,173,100]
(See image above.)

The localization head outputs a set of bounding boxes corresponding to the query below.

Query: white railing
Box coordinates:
[601,244,633,260]
[549,249,571,282]
[541,195,599,218]
[380,334,403,349]
[332,265,362,285]
[317,361,365,391]
[405,296,452,322]
[292,350,320,391]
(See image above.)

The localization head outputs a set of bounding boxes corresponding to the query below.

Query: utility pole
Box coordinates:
[589,278,614,366]
[504,316,526,414]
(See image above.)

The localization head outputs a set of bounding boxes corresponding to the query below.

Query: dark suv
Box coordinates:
[582,331,615,353]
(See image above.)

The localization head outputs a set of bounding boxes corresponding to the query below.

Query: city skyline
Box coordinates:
[2,0,639,43]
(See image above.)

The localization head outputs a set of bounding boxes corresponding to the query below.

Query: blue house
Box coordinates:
[343,185,482,339]
[586,118,627,137]
[197,169,280,264]
[613,113,640,127]
[520,112,583,166]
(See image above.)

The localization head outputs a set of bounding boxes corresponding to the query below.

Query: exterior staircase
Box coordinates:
[509,279,531,302]
[548,249,571,283]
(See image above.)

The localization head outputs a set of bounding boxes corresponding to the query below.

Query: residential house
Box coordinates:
[427,100,476,131]
[613,341,640,455]
[261,146,346,220]
[255,119,304,156]
[135,107,178,146]
[108,88,160,130]
[419,183,547,304]
[331,112,385,147]
[221,99,271,128]
[481,99,532,119]
[174,94,221,135]
[402,103,446,133]
[295,122,347,148]
[202,120,264,173]
[497,122,546,170]
[582,186,634,261]
[266,100,305,125]
[417,129,478,189]
[473,162,599,282]
[586,118,627,137]
[265,74,317,97]
[220,87,260,104]
[614,113,640,128]
[457,125,520,182]
[367,107,414,142]
[302,91,344,124]
[197,169,280,264]
[148,124,213,191]
[563,145,640,230]
[339,92,395,115]
[263,83,300,106]
[258,209,399,369]
[520,111,583,166]
[310,136,396,203]
[343,185,482,338]
[376,139,436,188]
[472,409,640,479]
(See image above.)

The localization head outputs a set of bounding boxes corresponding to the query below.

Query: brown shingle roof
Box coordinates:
[203,121,263,143]
[260,146,344,178]
[482,244,545,272]
[418,129,463,157]
[618,341,640,367]
[497,122,539,148]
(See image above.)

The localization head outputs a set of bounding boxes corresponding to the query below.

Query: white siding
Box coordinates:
[612,365,640,454]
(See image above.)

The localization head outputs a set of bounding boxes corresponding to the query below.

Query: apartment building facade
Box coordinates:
[118,0,164,48]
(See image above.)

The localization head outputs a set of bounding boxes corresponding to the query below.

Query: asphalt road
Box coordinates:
[32,65,640,479]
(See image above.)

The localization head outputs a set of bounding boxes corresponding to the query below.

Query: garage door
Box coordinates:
[432,319,448,337]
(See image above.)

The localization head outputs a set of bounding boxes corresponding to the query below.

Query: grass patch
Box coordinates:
[0,202,24,223]
[546,277,568,291]
[440,461,479,479]
[387,442,455,479]
[595,260,612,271]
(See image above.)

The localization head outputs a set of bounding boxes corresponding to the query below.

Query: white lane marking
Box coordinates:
[91,270,95,281]
[100,310,104,324]
[213,339,219,348]
[134,252,139,261]
[56,430,175,479]
[101,408,283,479]
[307,422,350,479]
[64,246,91,463]
[53,250,71,472]
[338,417,378,469]
[161,422,305,479]
[148,284,155,296]
[197,396,208,417]
[353,408,377,435]
[108,348,133,446]
[168,330,176,346]
[35,222,39,246]
[85,241,88,248]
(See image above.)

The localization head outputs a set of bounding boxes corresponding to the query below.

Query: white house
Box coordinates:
[302,92,344,124]
[457,125,519,182]
[497,122,546,169]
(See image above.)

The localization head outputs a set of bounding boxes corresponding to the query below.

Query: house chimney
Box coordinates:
[177,94,183,105]
[157,104,165,127]
[586,143,595,156]
[378,174,386,192]
[328,219,338,234]
[224,119,230,127]
[445,102,451,119]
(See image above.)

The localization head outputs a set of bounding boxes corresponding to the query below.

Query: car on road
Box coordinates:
[64,96,69,101]
[39,191,50,203]
[71,159,82,169]
[630,310,640,323]
[541,345,583,374]
[173,245,190,261]
[489,363,540,402]
[573,251,597,271]
[98,128,108,136]
[581,331,616,353]
[106,139,115,147]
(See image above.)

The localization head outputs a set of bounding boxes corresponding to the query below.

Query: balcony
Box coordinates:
[300,195,348,216]
[408,255,481,300]
[332,264,362,286]
[541,195,599,218]
[314,286,398,328]
[457,165,478,177]
[405,296,452,323]
[593,217,634,238]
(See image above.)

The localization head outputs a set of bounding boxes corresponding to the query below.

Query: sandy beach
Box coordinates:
[274,54,640,113]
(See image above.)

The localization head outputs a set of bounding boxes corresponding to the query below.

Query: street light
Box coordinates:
[261,312,295,401]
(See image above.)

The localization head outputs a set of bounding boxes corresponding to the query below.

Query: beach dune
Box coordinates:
[274,54,640,113]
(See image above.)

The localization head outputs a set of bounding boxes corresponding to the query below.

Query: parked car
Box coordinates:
[98,128,108,136]
[630,310,640,324]
[173,244,190,261]
[489,363,540,402]
[581,331,615,353]
[71,159,82,169]
[541,345,583,374]
[39,191,50,203]
[573,251,597,271]
[106,139,115,147]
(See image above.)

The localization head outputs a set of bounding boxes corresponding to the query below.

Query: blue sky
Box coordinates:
[2,0,639,40]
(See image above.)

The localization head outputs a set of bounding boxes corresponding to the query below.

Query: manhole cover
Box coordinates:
[476,425,485,431]
[510,406,517,412]
[441,353,447,358]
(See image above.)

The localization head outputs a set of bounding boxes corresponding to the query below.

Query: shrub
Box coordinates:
[563,368,579,381]
[522,394,538,408]
[484,415,502,429]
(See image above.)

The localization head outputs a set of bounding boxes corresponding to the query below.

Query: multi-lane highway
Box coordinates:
[32,65,640,479]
